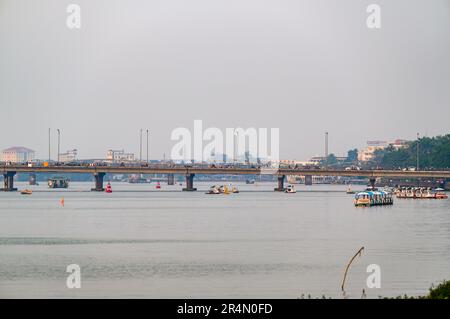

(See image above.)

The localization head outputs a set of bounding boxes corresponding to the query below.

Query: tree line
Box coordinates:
[372,134,450,169]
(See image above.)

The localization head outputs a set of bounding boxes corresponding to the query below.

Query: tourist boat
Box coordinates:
[246,179,255,184]
[206,186,220,194]
[105,182,112,193]
[435,192,448,199]
[206,185,238,194]
[155,181,161,189]
[285,185,296,193]
[220,185,230,194]
[354,191,393,207]
[48,176,69,189]
[396,187,448,199]
[20,189,33,195]
[346,187,355,194]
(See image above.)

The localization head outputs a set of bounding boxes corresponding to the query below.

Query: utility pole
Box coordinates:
[416,132,420,171]
[325,131,329,169]
[233,129,239,164]
[146,129,149,163]
[57,129,60,162]
[48,128,51,162]
[139,128,143,163]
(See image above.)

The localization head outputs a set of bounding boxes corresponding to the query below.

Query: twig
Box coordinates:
[341,246,364,292]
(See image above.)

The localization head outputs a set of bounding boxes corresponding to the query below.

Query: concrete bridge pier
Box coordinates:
[91,172,106,191]
[183,174,197,191]
[167,173,175,185]
[29,172,37,185]
[304,175,313,186]
[369,178,376,190]
[2,171,17,191]
[274,175,286,191]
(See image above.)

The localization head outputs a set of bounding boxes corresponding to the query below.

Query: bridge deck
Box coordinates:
[1,166,450,178]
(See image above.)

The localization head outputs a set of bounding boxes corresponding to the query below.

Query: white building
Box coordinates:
[358,140,408,162]
[106,149,135,163]
[59,149,78,162]
[358,141,388,162]
[1,146,35,163]
[390,139,409,150]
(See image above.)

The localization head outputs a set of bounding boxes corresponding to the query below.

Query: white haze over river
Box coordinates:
[0,182,449,298]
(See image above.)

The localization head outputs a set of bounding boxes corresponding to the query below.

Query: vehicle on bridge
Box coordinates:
[345,166,361,171]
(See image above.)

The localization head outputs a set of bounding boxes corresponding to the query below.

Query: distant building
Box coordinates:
[106,149,135,163]
[358,140,408,162]
[1,146,35,163]
[59,149,78,162]
[390,139,408,150]
[358,141,388,162]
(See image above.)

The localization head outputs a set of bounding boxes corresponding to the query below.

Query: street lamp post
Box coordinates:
[57,129,60,162]
[139,128,143,163]
[416,132,420,171]
[233,129,239,164]
[325,132,329,169]
[146,129,149,163]
[48,128,51,162]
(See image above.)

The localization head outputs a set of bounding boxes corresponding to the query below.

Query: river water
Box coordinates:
[0,181,449,298]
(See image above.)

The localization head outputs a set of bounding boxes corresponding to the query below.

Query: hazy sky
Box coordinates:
[0,0,449,160]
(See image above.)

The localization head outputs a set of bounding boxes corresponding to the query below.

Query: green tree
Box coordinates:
[326,153,338,165]
[375,134,450,169]
[346,149,358,163]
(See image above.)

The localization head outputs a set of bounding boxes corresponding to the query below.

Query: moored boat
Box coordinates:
[206,185,239,194]
[354,191,393,207]
[285,184,296,193]
[220,185,230,194]
[435,192,448,199]
[396,187,448,199]
[206,186,220,194]
[48,176,69,189]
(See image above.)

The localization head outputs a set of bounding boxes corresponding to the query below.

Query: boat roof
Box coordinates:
[356,191,389,196]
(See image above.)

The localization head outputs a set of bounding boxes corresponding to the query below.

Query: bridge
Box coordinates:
[2,165,450,191]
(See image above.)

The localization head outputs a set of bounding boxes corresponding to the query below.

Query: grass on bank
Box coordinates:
[386,280,450,299]
[299,280,450,299]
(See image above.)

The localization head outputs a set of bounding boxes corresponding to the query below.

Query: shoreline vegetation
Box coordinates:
[372,134,450,169]
[299,280,450,299]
